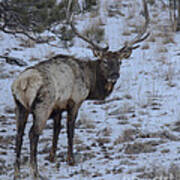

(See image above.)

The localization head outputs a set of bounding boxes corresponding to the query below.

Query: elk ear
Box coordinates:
[92,49,103,58]
[123,50,132,59]
[118,48,132,60]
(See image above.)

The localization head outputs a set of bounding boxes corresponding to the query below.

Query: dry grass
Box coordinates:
[157,24,175,44]
[156,55,167,64]
[113,129,137,145]
[19,38,36,48]
[173,120,180,132]
[161,149,170,153]
[44,51,56,59]
[77,112,95,129]
[137,163,180,179]
[74,136,83,145]
[141,43,150,50]
[165,63,176,87]
[122,30,131,36]
[0,73,11,79]
[130,24,145,34]
[128,23,138,28]
[162,35,175,44]
[137,130,179,141]
[152,12,159,18]
[89,11,99,18]
[96,137,111,145]
[126,5,135,20]
[158,46,168,53]
[29,56,40,62]
[147,23,175,46]
[154,31,166,38]
[124,141,157,154]
[147,35,156,43]
[83,21,105,44]
[96,127,112,137]
[151,19,158,25]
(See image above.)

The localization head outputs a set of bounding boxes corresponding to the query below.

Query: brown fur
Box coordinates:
[12,53,122,179]
[12,3,149,176]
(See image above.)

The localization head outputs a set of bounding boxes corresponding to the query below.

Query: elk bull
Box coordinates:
[12,1,149,179]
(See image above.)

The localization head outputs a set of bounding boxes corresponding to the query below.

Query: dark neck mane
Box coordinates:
[87,60,114,100]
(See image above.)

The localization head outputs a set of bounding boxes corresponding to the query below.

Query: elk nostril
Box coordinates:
[108,73,119,83]
[111,73,119,80]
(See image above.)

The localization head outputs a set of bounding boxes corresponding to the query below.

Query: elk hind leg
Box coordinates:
[29,105,52,179]
[14,99,28,179]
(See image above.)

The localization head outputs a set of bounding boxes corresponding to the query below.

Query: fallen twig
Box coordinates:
[93,97,122,105]
[0,55,28,67]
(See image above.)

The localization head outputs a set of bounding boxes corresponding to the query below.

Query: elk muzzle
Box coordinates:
[108,72,119,83]
[106,72,119,92]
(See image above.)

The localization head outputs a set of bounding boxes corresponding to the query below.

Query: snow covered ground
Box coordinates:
[1,0,180,179]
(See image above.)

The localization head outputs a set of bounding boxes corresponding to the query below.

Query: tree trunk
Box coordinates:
[176,0,180,31]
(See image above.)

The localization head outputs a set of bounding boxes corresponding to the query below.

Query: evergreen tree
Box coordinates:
[0,0,98,42]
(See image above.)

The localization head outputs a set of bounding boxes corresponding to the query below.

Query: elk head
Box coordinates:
[70,0,149,92]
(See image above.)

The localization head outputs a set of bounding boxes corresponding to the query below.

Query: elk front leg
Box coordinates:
[49,111,62,162]
[67,102,81,166]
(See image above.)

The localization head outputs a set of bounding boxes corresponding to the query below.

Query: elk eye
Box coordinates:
[103,59,108,66]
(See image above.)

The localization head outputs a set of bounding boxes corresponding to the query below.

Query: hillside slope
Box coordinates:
[1,0,180,179]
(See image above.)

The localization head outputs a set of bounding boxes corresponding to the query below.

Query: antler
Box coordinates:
[70,15,109,52]
[119,0,150,52]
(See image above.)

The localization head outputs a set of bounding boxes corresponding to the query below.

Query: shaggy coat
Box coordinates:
[12,53,121,179]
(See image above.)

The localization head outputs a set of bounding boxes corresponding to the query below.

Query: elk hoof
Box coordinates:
[14,173,21,180]
[67,156,75,166]
[39,174,49,180]
[31,171,47,180]
[14,166,21,180]
[49,151,55,163]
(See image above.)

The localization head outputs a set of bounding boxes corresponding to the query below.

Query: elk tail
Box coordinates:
[11,69,43,110]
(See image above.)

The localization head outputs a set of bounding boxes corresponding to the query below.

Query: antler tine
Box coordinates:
[70,14,109,52]
[123,0,150,49]
[131,32,150,47]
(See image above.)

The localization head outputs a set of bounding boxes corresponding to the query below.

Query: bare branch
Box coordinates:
[93,97,122,105]
[0,25,50,43]
[0,55,28,67]
[69,14,109,52]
